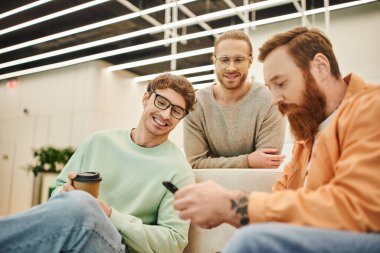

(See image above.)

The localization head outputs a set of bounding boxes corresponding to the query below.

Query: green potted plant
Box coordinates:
[26,146,75,205]
[26,146,75,177]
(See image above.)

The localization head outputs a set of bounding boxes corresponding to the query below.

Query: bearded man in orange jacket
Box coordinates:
[173,27,380,253]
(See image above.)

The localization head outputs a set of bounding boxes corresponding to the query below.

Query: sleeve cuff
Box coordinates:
[50,186,62,198]
[248,191,272,223]
[109,208,124,230]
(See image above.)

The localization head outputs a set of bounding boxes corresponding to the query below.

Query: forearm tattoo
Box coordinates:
[230,193,250,226]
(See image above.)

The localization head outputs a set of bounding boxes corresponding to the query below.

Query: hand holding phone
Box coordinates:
[162,181,178,194]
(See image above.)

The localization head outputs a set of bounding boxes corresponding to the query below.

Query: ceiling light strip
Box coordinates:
[0,0,53,20]
[0,22,251,69]
[108,47,214,70]
[0,0,375,81]
[0,30,201,69]
[0,47,213,80]
[109,10,342,73]
[309,0,375,13]
[133,65,215,82]
[0,0,196,55]
[0,0,111,36]
[0,27,163,69]
[162,0,291,30]
[0,12,138,55]
[0,0,290,68]
[0,30,216,71]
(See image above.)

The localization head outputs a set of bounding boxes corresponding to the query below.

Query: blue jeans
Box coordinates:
[0,191,126,253]
[223,223,380,253]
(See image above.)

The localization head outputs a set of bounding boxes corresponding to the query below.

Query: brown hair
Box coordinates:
[147,73,196,112]
[258,27,341,79]
[214,30,253,56]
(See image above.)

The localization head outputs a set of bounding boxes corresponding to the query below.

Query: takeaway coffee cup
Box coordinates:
[72,172,102,198]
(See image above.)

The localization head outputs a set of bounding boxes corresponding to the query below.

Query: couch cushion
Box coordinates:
[184,169,282,253]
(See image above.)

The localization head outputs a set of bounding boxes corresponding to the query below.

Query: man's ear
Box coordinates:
[142,92,150,107]
[310,53,330,80]
[211,55,216,64]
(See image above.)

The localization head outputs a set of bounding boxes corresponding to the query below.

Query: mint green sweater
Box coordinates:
[51,129,194,253]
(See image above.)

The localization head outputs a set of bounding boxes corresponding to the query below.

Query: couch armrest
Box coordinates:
[184,169,282,253]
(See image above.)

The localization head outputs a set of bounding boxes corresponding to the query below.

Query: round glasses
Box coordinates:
[151,91,187,120]
[215,56,250,69]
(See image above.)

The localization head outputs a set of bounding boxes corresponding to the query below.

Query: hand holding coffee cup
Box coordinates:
[71,172,102,198]
[60,172,77,193]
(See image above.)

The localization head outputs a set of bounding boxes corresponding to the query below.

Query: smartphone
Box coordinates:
[162,181,179,194]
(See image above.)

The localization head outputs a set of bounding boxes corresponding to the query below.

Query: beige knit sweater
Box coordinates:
[183,82,285,168]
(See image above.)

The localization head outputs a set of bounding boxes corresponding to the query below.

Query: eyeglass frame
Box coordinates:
[213,55,252,69]
[150,90,188,120]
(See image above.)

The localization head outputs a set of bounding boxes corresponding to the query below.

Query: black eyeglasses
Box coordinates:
[151,91,187,120]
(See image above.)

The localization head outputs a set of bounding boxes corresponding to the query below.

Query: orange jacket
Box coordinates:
[248,74,380,232]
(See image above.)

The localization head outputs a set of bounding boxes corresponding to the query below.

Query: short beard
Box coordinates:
[278,72,326,141]
[216,72,247,90]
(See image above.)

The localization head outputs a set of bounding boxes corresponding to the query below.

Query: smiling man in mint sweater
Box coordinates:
[0,73,196,253]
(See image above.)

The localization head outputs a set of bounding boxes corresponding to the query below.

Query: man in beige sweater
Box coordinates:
[183,30,286,169]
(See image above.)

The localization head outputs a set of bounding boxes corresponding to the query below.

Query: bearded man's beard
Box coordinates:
[278,72,327,141]
[216,71,247,90]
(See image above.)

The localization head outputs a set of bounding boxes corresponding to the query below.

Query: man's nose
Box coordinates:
[271,92,284,105]
[225,60,237,70]
[161,106,172,119]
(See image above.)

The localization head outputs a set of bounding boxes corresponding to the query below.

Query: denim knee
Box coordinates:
[223,223,282,253]
[236,223,275,239]
[67,191,98,209]
[240,223,290,244]
[60,191,103,226]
